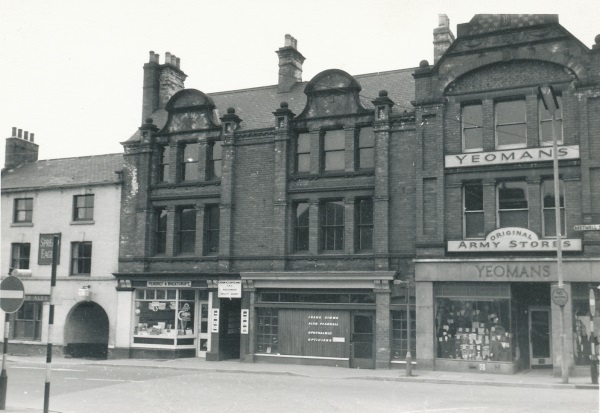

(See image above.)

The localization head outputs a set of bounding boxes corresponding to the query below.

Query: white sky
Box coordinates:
[1,0,598,161]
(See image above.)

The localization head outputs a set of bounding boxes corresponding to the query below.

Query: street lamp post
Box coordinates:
[539,85,568,384]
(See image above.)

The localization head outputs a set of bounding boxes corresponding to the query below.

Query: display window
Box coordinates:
[572,283,599,366]
[133,289,204,346]
[435,297,514,362]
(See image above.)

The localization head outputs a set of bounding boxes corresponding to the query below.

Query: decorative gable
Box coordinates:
[161,89,221,133]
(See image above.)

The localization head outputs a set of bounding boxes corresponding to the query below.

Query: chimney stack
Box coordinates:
[276,34,305,93]
[4,127,39,170]
[433,14,455,64]
[141,51,187,124]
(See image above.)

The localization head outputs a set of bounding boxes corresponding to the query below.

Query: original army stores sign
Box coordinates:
[447,228,582,252]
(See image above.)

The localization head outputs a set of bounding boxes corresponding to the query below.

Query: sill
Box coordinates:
[540,142,564,147]
[11,222,33,227]
[69,274,91,277]
[495,144,527,151]
[71,220,95,225]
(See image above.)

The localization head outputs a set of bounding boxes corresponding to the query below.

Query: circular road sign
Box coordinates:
[0,276,25,313]
[551,287,569,307]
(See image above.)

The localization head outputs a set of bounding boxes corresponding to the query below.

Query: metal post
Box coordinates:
[591,288,598,384]
[405,283,412,377]
[0,313,9,410]
[43,236,58,413]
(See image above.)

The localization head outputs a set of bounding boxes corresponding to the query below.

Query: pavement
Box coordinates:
[1,354,598,412]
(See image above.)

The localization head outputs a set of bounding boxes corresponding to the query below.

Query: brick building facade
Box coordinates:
[113,14,600,375]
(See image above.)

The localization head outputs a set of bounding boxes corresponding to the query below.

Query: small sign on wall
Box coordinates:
[38,233,61,265]
[218,281,242,298]
[241,309,249,334]
[211,309,220,333]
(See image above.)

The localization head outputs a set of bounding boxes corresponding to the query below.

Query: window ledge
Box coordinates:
[11,222,33,227]
[71,220,95,225]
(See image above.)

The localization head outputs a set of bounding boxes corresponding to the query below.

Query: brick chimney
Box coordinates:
[141,51,187,124]
[4,127,39,170]
[276,34,305,93]
[433,14,455,64]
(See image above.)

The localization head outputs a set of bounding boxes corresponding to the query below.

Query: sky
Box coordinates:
[1,0,598,161]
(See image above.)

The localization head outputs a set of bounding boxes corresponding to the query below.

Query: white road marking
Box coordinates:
[12,366,84,372]
[403,408,488,413]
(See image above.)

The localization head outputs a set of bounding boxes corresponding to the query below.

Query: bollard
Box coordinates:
[592,357,598,385]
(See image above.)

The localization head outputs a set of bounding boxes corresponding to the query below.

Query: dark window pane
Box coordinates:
[463,128,482,151]
[465,212,485,238]
[499,210,528,228]
[324,130,345,150]
[464,185,483,211]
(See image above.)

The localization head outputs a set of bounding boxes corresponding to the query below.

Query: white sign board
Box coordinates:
[448,227,582,252]
[218,281,242,298]
[211,309,220,333]
[147,281,192,288]
[445,145,579,168]
[241,309,249,335]
[573,224,600,231]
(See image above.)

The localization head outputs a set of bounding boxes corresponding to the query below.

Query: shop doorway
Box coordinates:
[219,298,241,360]
[529,307,552,367]
[64,302,109,359]
[350,312,375,369]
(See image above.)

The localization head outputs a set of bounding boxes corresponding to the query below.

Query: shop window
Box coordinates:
[177,206,196,255]
[73,194,94,221]
[539,96,563,146]
[572,283,599,366]
[71,242,92,275]
[462,103,483,152]
[322,130,345,172]
[11,243,30,269]
[295,133,310,173]
[495,99,526,149]
[154,208,168,255]
[256,307,278,354]
[464,184,484,238]
[542,180,566,237]
[497,181,528,228]
[203,204,219,255]
[133,289,197,344]
[391,309,416,361]
[293,202,309,252]
[356,198,373,251]
[436,297,514,362]
[14,198,33,223]
[180,143,199,181]
[320,200,344,251]
[10,301,43,341]
[158,145,170,182]
[357,127,374,169]
[208,140,223,180]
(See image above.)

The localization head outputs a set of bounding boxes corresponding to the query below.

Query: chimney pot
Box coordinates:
[176,57,181,68]
[165,52,171,65]
[284,34,293,47]
[11,127,16,137]
[24,131,29,141]
[30,133,35,142]
[18,129,22,138]
[439,14,449,28]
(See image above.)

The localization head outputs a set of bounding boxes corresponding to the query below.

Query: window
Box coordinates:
[180,143,199,181]
[256,307,278,354]
[356,198,373,251]
[320,201,344,251]
[462,104,483,152]
[539,96,563,146]
[203,205,220,255]
[11,243,30,269]
[464,184,484,238]
[158,145,170,182]
[10,301,42,341]
[542,180,566,237]
[295,133,310,173]
[495,100,526,149]
[323,130,345,172]
[73,194,94,221]
[208,140,223,179]
[14,198,33,223]
[71,242,92,275]
[357,127,374,169]
[154,208,167,254]
[177,207,196,254]
[497,182,528,228]
[391,309,416,361]
[293,202,309,252]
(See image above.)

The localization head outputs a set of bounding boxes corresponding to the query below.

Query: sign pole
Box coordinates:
[43,236,58,413]
[0,313,9,410]
[590,288,598,385]
[405,283,412,377]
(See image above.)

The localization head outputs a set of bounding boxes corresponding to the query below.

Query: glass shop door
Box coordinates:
[529,306,552,367]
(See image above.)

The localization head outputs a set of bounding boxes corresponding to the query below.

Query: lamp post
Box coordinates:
[539,85,568,384]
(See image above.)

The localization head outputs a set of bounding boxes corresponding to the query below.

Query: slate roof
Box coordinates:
[128,67,416,141]
[1,153,123,191]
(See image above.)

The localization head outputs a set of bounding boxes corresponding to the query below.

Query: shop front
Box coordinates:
[240,271,395,368]
[415,258,600,376]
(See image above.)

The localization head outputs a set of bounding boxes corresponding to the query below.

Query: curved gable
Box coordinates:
[161,89,221,133]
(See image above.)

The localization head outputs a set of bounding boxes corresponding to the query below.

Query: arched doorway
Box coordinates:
[64,302,109,359]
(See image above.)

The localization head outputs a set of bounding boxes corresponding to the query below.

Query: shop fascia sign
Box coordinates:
[448,227,582,252]
[445,145,579,168]
[146,281,192,288]
[218,280,241,298]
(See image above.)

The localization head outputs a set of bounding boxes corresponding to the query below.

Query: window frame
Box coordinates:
[497,181,529,229]
[176,206,196,255]
[461,103,483,153]
[180,142,199,182]
[539,96,563,146]
[295,133,311,173]
[158,145,171,183]
[203,204,220,255]
[293,202,309,252]
[356,198,373,252]
[357,127,374,170]
[13,198,33,224]
[495,99,527,150]
[321,130,345,172]
[463,183,485,239]
[70,241,92,276]
[10,301,43,341]
[154,207,168,255]
[11,243,31,269]
[207,140,223,180]
[320,200,345,251]
[73,194,94,222]
[541,180,566,238]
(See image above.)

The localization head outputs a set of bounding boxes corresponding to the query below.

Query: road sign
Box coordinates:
[551,287,569,307]
[0,276,25,313]
[573,224,600,231]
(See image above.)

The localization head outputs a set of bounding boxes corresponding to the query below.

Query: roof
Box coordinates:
[1,153,123,191]
[127,67,416,141]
